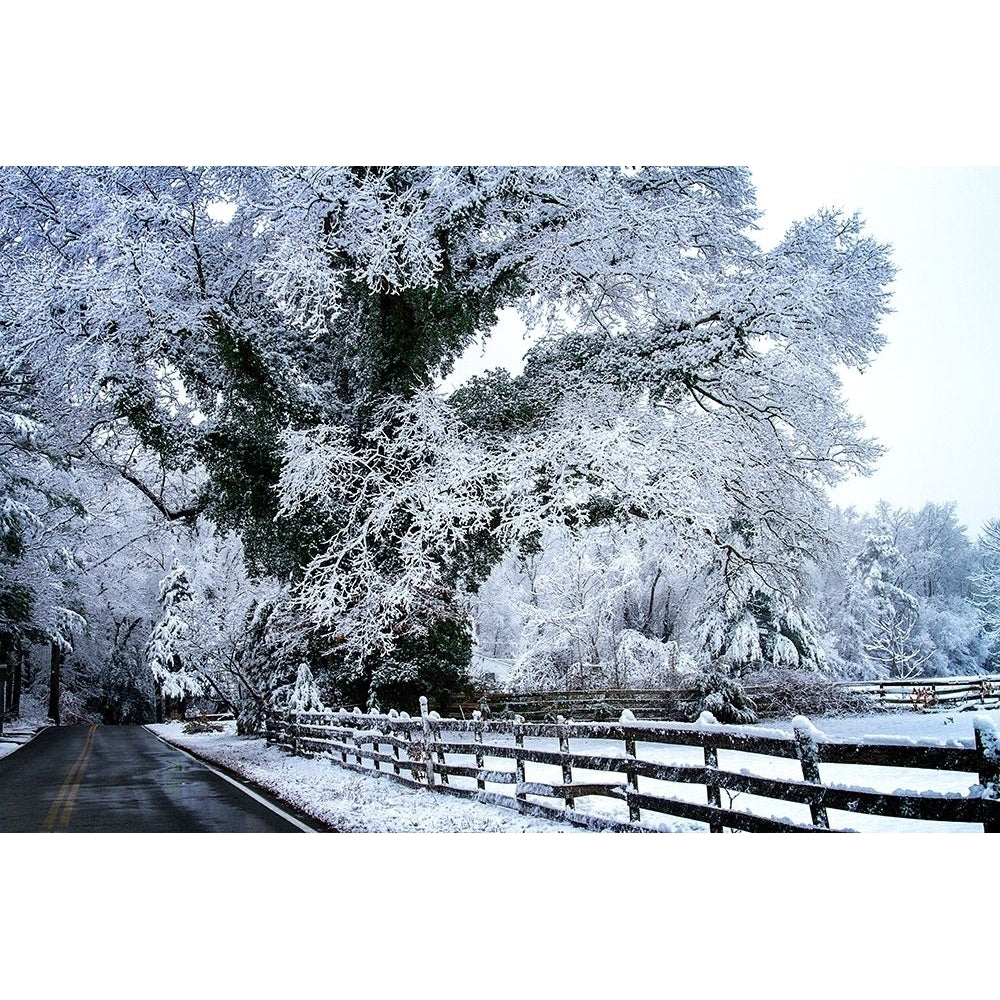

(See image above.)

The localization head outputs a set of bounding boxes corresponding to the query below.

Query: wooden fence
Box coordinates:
[265,697,1000,833]
[837,675,1000,710]
[461,674,1000,722]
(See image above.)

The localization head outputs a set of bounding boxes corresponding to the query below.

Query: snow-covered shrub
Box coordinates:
[741,666,881,720]
[288,663,325,713]
[685,663,758,724]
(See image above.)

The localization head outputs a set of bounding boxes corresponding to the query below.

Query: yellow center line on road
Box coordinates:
[42,725,98,832]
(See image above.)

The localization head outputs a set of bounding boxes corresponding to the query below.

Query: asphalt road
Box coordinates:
[0,724,307,832]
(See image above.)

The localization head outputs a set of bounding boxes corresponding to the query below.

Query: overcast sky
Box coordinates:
[751,166,999,538]
[445,167,999,540]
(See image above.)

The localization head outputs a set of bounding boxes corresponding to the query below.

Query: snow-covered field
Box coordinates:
[148,706,1000,834]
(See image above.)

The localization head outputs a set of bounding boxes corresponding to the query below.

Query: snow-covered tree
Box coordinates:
[146,560,201,717]
[974,519,1000,657]
[2,166,896,710]
[849,531,929,678]
[819,505,990,679]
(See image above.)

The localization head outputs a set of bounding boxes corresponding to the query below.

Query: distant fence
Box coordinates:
[461,674,1000,722]
[265,697,1000,833]
[837,675,1000,710]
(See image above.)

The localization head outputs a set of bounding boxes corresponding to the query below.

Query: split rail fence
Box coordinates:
[837,675,1000,710]
[265,697,1000,833]
[468,674,1000,722]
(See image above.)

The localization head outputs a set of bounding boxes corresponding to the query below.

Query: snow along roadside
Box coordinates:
[147,721,592,833]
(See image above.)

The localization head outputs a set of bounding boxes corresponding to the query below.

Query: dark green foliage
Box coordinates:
[92,649,155,724]
[195,324,325,577]
[330,616,474,716]
[687,662,758,724]
[450,369,540,436]
[0,583,34,632]
[107,375,197,471]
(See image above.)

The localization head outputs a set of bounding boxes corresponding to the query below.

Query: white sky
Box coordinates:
[752,166,1000,538]
[444,167,1000,540]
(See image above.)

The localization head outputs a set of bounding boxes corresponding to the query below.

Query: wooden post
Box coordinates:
[515,719,526,812]
[973,715,1000,834]
[433,719,448,786]
[793,718,830,830]
[338,713,348,763]
[420,696,436,789]
[290,710,299,755]
[703,739,723,833]
[403,721,420,781]
[556,716,574,810]
[624,728,640,823]
[392,717,401,776]
[473,713,486,791]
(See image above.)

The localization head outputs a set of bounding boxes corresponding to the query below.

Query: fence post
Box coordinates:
[337,710,348,763]
[973,714,1000,834]
[623,719,640,824]
[698,712,723,833]
[793,717,830,830]
[420,696,437,789]
[703,739,723,833]
[402,715,421,781]
[391,712,402,776]
[514,718,526,813]
[290,709,299,756]
[432,716,448,786]
[556,716,574,810]
[473,711,485,791]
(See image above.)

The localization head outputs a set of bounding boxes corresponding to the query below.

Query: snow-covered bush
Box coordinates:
[685,663,758,725]
[741,666,881,720]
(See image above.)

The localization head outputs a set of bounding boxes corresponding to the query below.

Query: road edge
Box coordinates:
[144,725,334,833]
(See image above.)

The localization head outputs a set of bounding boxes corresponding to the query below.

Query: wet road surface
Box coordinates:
[0,724,306,832]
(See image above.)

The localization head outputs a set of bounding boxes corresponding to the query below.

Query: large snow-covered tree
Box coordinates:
[2,166,896,709]
[277,170,894,701]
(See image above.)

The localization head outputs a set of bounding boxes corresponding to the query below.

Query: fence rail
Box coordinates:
[265,697,1000,834]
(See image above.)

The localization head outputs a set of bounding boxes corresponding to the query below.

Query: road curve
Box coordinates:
[0,724,307,832]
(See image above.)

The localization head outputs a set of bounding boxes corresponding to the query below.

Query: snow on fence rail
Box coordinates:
[264,697,1000,833]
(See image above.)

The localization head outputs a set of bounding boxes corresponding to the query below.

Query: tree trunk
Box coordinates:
[11,638,21,716]
[0,634,10,724]
[48,641,62,725]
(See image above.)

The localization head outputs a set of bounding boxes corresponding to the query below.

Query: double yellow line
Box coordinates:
[42,725,98,832]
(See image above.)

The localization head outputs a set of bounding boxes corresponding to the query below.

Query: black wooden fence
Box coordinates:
[265,697,1000,833]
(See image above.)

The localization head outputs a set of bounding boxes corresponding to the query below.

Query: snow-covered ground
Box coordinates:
[0,717,46,760]
[148,706,1000,834]
[147,721,594,833]
[5,706,994,833]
